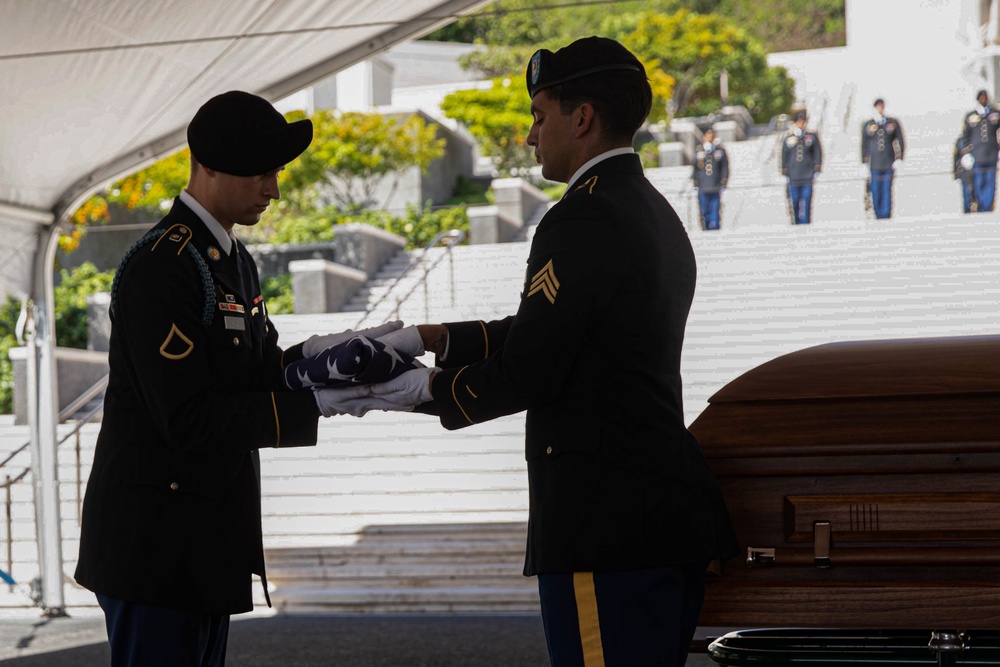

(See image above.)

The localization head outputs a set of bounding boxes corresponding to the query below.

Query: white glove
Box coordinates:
[861,163,870,178]
[375,325,424,357]
[302,321,403,357]
[961,153,974,170]
[812,171,820,181]
[370,367,439,406]
[313,385,414,417]
[892,159,902,171]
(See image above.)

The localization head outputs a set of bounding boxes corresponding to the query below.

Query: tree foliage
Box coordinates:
[427,0,844,55]
[441,78,535,176]
[616,10,794,120]
[276,110,446,214]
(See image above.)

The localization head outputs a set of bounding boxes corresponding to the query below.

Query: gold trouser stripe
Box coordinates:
[573,572,606,667]
[270,392,281,447]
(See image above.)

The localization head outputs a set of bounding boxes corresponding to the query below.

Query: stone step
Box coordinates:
[267,565,527,593]
[269,586,540,614]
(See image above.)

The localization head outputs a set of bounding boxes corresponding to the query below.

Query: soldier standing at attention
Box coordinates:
[954,132,977,213]
[781,111,823,224]
[861,98,905,219]
[692,127,729,230]
[962,89,1000,212]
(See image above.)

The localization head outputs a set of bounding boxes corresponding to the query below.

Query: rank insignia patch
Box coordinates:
[527,258,560,304]
[159,323,194,360]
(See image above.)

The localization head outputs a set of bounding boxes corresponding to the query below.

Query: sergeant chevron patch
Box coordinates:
[527,259,560,304]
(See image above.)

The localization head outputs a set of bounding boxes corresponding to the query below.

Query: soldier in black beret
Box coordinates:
[369,36,738,667]
[74,90,412,666]
[781,110,823,224]
[962,89,1000,211]
[861,98,905,219]
[692,127,729,230]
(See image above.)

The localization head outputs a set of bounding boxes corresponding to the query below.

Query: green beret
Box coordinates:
[526,36,645,99]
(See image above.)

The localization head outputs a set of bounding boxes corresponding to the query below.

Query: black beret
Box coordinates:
[526,36,645,99]
[187,91,313,177]
[793,111,807,121]
[873,98,884,107]
[977,89,989,100]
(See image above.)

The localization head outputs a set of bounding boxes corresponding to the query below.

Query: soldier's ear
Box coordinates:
[573,102,595,138]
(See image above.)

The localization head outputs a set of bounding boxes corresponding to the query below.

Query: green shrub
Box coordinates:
[261,274,294,315]
[0,296,23,414]
[53,263,115,349]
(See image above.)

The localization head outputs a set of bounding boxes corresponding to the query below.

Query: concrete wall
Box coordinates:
[9,346,108,425]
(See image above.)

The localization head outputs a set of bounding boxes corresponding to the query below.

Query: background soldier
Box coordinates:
[954,132,977,213]
[692,127,729,230]
[781,111,823,224]
[861,98,905,219]
[962,89,1000,212]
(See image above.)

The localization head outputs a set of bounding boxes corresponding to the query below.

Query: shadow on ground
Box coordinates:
[0,613,721,666]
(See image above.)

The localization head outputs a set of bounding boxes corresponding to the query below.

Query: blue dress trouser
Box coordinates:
[537,563,707,666]
[869,170,893,219]
[973,165,997,212]
[698,191,721,230]
[961,178,975,213]
[788,182,813,224]
[98,594,230,667]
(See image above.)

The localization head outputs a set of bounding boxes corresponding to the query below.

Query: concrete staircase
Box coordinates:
[266,523,536,613]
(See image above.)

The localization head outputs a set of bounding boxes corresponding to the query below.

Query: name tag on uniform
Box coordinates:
[224,316,245,331]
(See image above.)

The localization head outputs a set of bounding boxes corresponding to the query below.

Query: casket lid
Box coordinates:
[708,335,1000,404]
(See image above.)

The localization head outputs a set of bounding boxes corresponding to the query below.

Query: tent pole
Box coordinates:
[26,225,66,617]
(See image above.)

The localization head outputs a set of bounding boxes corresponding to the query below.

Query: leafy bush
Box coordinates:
[261,274,294,315]
[53,262,116,350]
[0,297,23,414]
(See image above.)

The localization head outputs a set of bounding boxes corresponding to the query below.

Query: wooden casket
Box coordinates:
[691,335,1000,630]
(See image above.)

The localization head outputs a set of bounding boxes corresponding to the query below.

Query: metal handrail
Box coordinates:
[354,229,466,328]
[0,372,108,592]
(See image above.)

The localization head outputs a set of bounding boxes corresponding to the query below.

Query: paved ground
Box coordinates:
[0,611,722,666]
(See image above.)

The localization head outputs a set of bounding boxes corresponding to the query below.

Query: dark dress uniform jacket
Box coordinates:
[74,199,320,616]
[781,131,822,184]
[861,117,904,171]
[963,107,1000,166]
[428,154,739,576]
[692,142,729,192]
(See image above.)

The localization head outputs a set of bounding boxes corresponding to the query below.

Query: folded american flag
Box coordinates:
[283,335,421,390]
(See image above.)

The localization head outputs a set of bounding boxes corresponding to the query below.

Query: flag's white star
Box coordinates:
[296,368,317,387]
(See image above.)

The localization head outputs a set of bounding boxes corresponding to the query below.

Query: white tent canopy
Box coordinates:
[0,0,492,614]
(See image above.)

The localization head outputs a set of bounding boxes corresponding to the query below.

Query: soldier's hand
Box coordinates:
[376,326,424,357]
[313,385,415,417]
[417,324,449,358]
[370,367,439,406]
[303,321,403,357]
